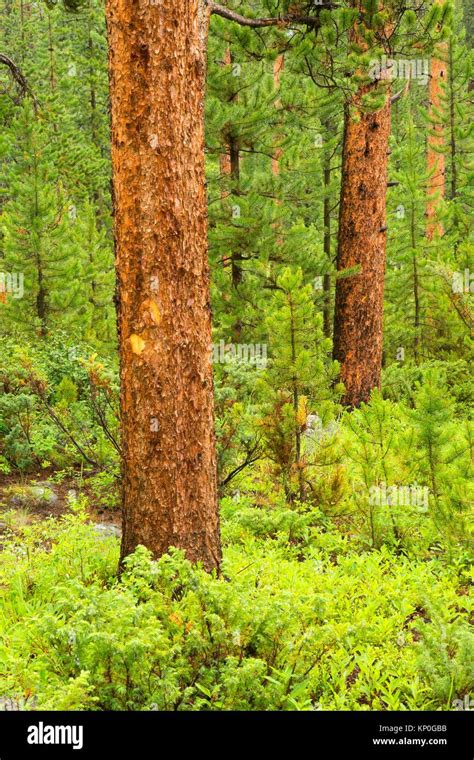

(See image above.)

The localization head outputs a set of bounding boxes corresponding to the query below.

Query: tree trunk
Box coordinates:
[447,40,457,201]
[333,87,391,408]
[323,159,332,339]
[426,35,447,239]
[410,200,421,363]
[272,54,284,176]
[229,138,242,289]
[220,47,242,338]
[106,0,221,572]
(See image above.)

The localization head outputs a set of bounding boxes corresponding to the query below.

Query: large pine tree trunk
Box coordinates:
[333,86,391,408]
[106,0,221,571]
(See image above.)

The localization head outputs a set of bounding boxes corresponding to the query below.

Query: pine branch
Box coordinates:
[207,2,334,28]
[431,263,474,334]
[0,53,38,110]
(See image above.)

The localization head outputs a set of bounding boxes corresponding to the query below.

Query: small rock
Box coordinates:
[5,485,58,509]
[30,487,58,506]
[93,523,121,538]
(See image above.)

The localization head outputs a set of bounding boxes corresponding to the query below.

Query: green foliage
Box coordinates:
[0,511,471,711]
[0,0,471,716]
[411,371,473,548]
[0,334,119,472]
[341,380,472,553]
[257,267,341,502]
[0,0,114,347]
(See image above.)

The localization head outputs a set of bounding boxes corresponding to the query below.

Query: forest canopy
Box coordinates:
[0,0,472,713]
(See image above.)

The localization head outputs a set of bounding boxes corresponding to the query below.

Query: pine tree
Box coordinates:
[260,266,341,502]
[412,370,472,549]
[385,96,432,364]
[0,102,83,337]
[333,0,451,407]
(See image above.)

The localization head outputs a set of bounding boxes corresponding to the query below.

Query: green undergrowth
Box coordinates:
[0,499,471,711]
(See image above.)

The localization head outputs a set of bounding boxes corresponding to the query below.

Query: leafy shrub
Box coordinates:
[0,510,471,711]
[0,334,119,472]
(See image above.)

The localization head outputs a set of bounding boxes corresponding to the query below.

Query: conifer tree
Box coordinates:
[333,0,451,407]
[412,371,472,548]
[385,96,432,364]
[260,267,341,502]
[0,102,82,337]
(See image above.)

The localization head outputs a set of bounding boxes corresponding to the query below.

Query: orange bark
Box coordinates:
[106,0,221,571]
[426,43,447,240]
[333,86,392,407]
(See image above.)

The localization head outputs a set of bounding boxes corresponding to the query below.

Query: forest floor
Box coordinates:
[0,469,121,536]
[0,465,471,711]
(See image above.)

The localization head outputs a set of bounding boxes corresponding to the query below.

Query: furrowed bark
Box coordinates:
[106,0,221,572]
[333,86,392,408]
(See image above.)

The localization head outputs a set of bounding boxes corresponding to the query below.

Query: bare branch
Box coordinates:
[0,53,38,110]
[391,76,411,104]
[431,263,474,334]
[219,441,262,489]
[208,1,334,28]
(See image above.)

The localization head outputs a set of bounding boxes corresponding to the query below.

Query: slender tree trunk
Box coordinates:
[426,35,447,239]
[411,201,421,363]
[333,86,391,408]
[289,297,305,503]
[87,5,106,227]
[323,160,332,339]
[32,148,48,337]
[272,54,285,177]
[448,41,457,201]
[219,45,233,182]
[47,15,56,92]
[106,0,221,572]
[19,0,25,60]
[228,133,243,340]
[229,139,242,290]
[220,47,242,338]
[86,10,102,305]
[219,48,242,289]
